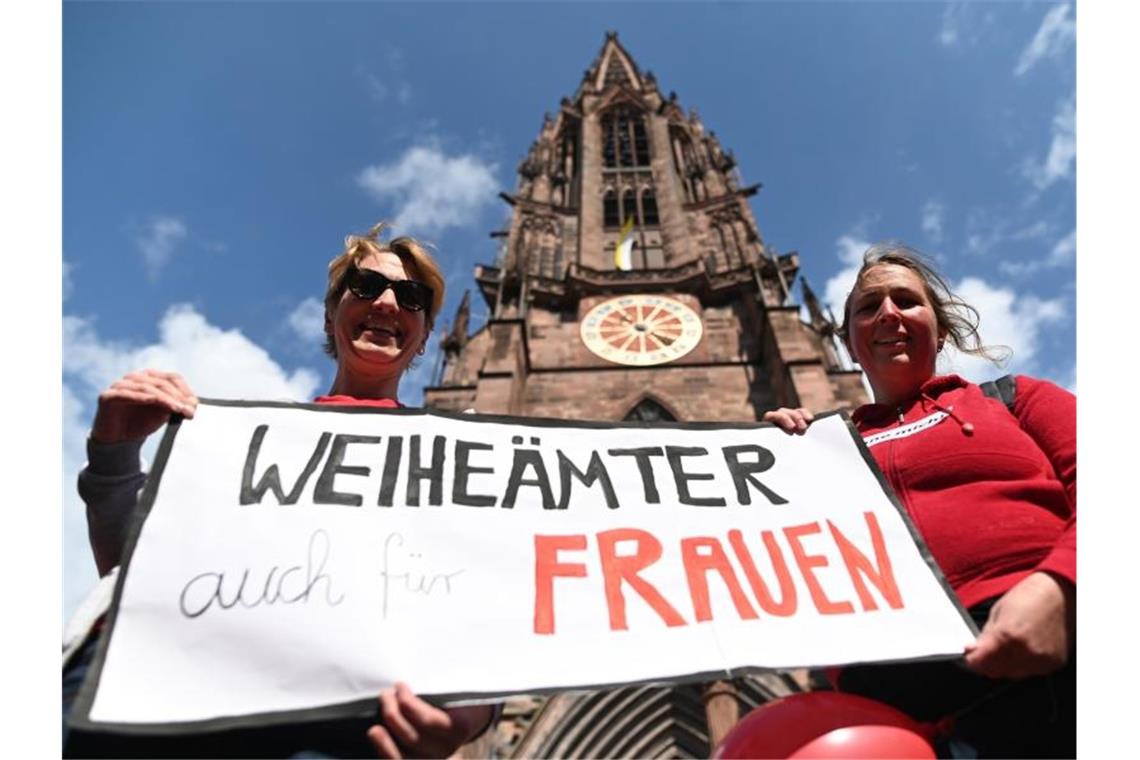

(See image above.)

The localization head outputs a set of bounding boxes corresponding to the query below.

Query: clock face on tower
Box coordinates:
[580,294,703,366]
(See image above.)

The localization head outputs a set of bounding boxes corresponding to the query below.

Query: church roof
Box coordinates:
[582,31,644,93]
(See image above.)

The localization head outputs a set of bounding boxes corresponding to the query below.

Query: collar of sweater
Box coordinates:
[851,373,968,427]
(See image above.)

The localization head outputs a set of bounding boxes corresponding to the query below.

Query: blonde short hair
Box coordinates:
[323,222,446,358]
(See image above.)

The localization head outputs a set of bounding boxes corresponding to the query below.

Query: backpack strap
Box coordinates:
[979,374,1017,412]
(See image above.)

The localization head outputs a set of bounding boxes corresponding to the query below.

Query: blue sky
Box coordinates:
[61,1,1075,619]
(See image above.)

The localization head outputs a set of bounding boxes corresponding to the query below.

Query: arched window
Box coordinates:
[602,108,651,169]
[624,398,677,422]
[622,190,638,227]
[641,189,659,226]
[603,190,620,229]
[559,124,579,210]
[617,122,634,167]
[633,119,650,166]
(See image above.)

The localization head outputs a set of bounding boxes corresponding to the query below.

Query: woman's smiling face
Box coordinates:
[846,263,945,402]
[328,251,427,379]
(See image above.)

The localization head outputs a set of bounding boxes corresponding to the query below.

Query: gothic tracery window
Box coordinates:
[623,398,676,422]
[641,188,659,226]
[621,190,638,226]
[602,108,651,169]
[603,190,620,228]
[601,107,662,267]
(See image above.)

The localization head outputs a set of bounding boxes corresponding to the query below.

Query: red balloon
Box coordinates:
[712,692,936,759]
[792,726,935,759]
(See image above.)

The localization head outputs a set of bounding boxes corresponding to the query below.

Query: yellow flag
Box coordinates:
[614,216,635,271]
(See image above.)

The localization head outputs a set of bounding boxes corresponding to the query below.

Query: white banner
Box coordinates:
[74,401,976,732]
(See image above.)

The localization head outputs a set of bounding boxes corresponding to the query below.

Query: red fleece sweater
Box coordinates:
[852,374,1076,609]
[313,395,402,409]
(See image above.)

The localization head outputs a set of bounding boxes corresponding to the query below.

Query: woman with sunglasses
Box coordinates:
[65,223,497,758]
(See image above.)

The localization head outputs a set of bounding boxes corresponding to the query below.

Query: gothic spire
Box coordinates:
[800,277,836,335]
[582,31,644,93]
[440,290,471,356]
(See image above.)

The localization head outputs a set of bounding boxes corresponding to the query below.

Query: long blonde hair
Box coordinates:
[839,242,1009,364]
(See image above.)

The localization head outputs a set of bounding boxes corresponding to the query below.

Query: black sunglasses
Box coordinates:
[345,266,433,314]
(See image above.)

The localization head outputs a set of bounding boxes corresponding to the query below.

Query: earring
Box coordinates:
[937,339,945,352]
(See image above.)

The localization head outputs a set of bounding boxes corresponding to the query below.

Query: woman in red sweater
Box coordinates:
[765,243,1075,758]
[66,223,495,758]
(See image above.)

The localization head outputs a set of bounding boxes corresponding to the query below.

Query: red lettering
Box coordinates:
[828,512,904,611]
[783,522,854,615]
[533,534,587,634]
[597,528,686,630]
[681,536,758,622]
[727,529,797,616]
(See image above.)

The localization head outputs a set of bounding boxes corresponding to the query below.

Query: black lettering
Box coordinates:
[666,446,727,507]
[722,445,789,506]
[313,434,382,507]
[377,436,402,506]
[239,425,331,506]
[556,449,619,509]
[406,435,446,506]
[607,447,665,503]
[453,439,497,507]
[502,448,555,509]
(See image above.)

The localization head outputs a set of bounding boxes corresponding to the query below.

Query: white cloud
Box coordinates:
[356,52,412,106]
[939,3,964,46]
[358,145,499,235]
[64,304,321,401]
[287,296,327,344]
[136,216,188,280]
[63,382,98,622]
[1049,228,1076,264]
[938,2,994,48]
[823,233,872,315]
[966,232,1001,257]
[1010,221,1052,241]
[1023,95,1076,192]
[364,71,389,102]
[966,209,1057,259]
[62,304,322,620]
[999,228,1075,276]
[921,200,945,243]
[936,277,1066,381]
[1015,4,1075,77]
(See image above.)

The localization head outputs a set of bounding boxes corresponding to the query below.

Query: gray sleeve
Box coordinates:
[77,437,147,576]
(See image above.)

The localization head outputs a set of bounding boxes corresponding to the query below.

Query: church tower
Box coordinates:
[426,32,868,758]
